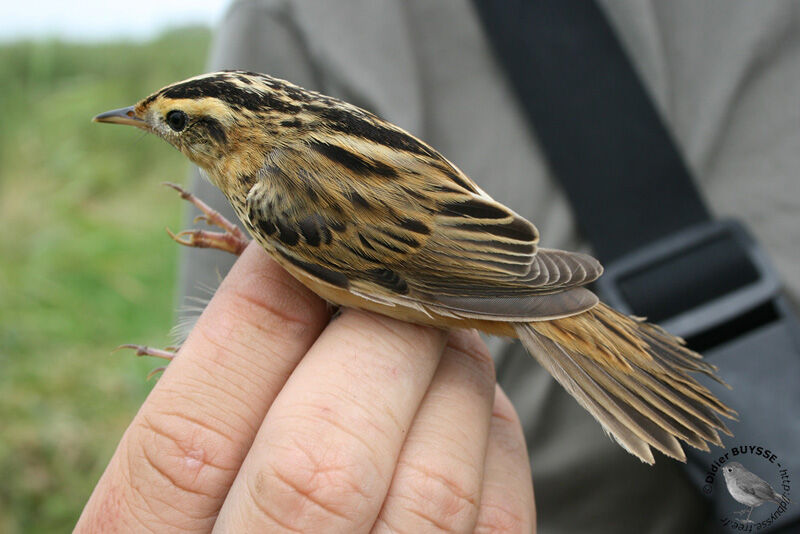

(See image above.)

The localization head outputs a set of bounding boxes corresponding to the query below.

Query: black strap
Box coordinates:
[474,3,800,532]
[472,0,710,264]
[471,0,764,330]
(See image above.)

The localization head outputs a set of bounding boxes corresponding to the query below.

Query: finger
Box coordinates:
[76,242,330,533]
[372,329,496,533]
[475,386,536,533]
[213,308,449,533]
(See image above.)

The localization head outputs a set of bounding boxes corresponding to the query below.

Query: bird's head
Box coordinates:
[94,71,311,195]
[723,461,745,479]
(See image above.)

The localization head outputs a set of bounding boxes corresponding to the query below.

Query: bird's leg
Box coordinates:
[116,184,249,380]
[114,344,180,380]
[115,343,178,361]
[117,185,249,378]
[732,506,755,524]
[163,182,250,256]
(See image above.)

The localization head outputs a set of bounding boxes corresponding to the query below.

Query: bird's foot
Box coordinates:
[116,185,247,380]
[114,343,180,380]
[163,182,250,256]
[732,507,755,524]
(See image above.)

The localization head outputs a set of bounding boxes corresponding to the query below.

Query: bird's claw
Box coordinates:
[146,367,167,381]
[163,182,250,256]
[732,507,755,524]
[166,227,248,256]
[114,344,179,381]
[115,184,250,380]
[114,343,177,361]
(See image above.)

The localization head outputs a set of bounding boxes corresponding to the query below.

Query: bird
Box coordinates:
[722,462,787,523]
[94,70,736,464]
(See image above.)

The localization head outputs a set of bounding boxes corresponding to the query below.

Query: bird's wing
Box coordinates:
[243,144,602,321]
[741,473,783,502]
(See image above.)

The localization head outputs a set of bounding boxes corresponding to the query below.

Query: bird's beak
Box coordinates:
[93,106,147,129]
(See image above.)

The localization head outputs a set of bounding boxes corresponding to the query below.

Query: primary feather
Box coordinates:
[107,70,736,464]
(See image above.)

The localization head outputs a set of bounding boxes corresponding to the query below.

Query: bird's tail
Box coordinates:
[514,302,737,464]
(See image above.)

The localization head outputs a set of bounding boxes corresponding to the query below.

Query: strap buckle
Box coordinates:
[596,219,781,340]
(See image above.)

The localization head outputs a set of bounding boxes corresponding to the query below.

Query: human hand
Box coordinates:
[76,243,535,533]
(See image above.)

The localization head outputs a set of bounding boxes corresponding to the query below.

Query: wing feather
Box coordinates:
[243,140,602,321]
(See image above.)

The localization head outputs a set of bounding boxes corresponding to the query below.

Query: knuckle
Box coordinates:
[490,400,528,459]
[449,330,496,383]
[206,264,325,351]
[223,284,314,343]
[245,439,373,529]
[475,499,529,534]
[126,408,238,502]
[234,262,323,326]
[193,283,317,370]
[390,460,480,531]
[338,308,446,358]
[491,419,526,458]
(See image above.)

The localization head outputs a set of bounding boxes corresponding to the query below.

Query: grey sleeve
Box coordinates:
[208,0,320,88]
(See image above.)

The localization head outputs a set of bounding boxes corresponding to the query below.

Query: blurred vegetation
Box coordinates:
[0,27,211,532]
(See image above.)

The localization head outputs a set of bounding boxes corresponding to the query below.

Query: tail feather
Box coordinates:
[569,348,719,450]
[514,303,736,464]
[617,365,727,444]
[518,328,658,463]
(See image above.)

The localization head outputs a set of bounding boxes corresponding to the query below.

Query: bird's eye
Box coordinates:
[166,110,188,132]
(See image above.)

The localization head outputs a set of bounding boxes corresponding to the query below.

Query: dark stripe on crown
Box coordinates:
[154,74,301,114]
[146,73,452,177]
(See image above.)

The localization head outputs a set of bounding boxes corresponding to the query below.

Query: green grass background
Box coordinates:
[0,27,212,532]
